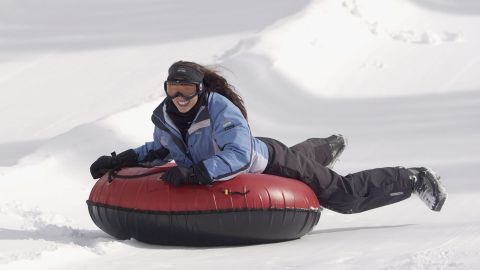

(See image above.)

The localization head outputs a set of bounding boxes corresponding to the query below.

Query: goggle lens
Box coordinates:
[164,82,199,99]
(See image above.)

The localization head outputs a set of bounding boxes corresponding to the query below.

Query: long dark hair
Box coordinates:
[170,61,248,120]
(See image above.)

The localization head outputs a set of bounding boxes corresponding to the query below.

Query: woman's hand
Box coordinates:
[89,149,138,179]
[162,163,212,185]
[162,166,193,185]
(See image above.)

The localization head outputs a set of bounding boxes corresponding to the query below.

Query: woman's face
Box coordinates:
[166,83,199,113]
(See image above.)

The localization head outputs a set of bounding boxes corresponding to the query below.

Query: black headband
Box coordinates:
[167,63,204,84]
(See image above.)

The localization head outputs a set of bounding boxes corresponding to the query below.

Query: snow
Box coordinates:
[1,0,480,269]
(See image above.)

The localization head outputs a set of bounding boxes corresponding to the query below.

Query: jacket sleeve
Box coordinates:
[133,127,172,164]
[201,94,252,181]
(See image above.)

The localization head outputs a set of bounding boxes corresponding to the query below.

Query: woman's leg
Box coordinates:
[257,137,413,214]
[289,135,346,168]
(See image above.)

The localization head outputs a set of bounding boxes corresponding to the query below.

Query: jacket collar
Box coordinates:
[151,93,211,152]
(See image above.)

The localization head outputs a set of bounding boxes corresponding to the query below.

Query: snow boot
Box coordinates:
[325,134,347,169]
[408,167,447,212]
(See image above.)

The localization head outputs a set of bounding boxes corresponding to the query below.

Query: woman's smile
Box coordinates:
[177,98,190,106]
[173,96,198,113]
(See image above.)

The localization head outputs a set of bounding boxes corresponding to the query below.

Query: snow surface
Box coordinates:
[1,0,480,269]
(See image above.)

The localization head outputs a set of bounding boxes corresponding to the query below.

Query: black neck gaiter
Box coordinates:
[166,93,206,142]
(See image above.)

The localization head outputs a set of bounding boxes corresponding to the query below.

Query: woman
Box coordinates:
[90,60,447,214]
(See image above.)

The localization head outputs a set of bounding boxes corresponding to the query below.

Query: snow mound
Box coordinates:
[250,0,480,97]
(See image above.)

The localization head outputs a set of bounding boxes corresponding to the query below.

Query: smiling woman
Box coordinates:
[89,60,447,245]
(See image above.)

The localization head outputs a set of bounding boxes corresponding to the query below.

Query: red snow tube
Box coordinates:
[87,164,321,246]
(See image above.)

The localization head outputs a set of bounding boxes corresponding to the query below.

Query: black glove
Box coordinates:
[162,163,212,186]
[90,149,138,179]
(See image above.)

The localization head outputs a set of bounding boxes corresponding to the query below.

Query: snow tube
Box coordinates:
[87,164,321,246]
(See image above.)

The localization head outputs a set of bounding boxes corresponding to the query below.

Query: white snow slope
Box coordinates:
[1,0,480,269]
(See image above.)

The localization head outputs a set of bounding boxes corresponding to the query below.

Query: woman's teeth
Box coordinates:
[177,99,190,106]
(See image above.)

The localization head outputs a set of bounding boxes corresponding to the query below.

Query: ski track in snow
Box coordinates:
[342,0,464,45]
[0,202,114,265]
[383,239,480,270]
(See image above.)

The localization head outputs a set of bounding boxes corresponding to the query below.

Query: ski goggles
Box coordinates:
[164,81,203,100]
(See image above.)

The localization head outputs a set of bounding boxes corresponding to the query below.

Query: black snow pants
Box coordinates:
[257,137,413,214]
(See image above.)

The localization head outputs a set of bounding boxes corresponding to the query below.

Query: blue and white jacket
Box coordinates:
[133,92,269,182]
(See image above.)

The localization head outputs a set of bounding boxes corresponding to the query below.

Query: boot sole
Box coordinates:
[425,167,448,212]
[326,135,348,169]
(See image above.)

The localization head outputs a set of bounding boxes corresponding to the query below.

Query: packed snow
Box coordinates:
[1,0,480,269]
